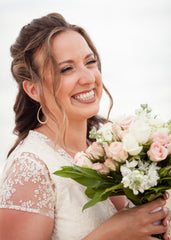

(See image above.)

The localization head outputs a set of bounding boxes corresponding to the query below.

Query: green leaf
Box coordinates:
[159,167,170,177]
[54,165,100,179]
[83,188,111,211]
[85,187,96,199]
[100,183,123,196]
[141,104,148,110]
[54,165,106,188]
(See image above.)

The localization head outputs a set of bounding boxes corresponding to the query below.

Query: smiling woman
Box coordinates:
[0,12,170,240]
[23,30,103,139]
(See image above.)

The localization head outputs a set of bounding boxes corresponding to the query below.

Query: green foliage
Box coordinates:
[54,164,171,212]
[89,127,97,139]
[54,164,171,240]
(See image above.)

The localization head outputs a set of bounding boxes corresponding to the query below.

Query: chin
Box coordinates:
[81,106,100,120]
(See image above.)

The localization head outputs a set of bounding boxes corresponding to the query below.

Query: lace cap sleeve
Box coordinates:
[0,152,55,219]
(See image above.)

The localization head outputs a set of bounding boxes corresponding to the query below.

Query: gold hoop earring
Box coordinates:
[37,106,47,125]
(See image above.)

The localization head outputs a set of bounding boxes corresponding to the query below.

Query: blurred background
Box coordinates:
[0,0,171,206]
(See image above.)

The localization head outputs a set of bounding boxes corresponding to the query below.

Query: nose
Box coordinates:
[78,66,96,85]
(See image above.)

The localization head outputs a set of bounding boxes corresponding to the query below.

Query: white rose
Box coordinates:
[123,133,143,156]
[129,119,151,144]
[147,118,164,128]
[153,127,169,135]
[98,122,113,142]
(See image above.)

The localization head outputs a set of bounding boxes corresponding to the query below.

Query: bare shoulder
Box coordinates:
[0,208,54,240]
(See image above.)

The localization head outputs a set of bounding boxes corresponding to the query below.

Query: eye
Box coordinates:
[60,66,73,73]
[86,59,97,65]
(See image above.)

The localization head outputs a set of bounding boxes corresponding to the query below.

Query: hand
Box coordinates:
[83,198,168,240]
[109,198,168,240]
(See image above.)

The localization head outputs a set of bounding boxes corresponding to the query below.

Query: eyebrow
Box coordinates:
[58,53,94,66]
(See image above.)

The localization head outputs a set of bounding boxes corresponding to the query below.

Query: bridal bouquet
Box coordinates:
[54,104,171,239]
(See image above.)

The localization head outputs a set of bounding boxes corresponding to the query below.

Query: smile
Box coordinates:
[72,89,95,102]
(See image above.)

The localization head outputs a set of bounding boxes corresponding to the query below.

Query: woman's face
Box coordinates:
[37,30,103,122]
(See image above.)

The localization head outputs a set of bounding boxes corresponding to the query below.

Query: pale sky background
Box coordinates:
[0,0,171,169]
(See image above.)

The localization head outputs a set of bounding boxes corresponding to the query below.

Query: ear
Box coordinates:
[23,80,40,102]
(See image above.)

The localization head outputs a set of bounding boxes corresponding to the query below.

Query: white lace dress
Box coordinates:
[0,131,117,240]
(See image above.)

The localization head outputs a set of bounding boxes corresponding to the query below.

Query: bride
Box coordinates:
[0,13,170,240]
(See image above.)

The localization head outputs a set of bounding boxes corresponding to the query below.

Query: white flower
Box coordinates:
[122,170,144,195]
[120,165,132,177]
[125,159,138,168]
[120,160,138,177]
[147,118,164,128]
[121,160,160,195]
[129,119,151,144]
[147,163,160,187]
[97,122,113,143]
[123,133,143,156]
[153,127,169,135]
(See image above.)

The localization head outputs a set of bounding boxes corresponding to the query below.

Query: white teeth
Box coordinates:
[74,90,94,101]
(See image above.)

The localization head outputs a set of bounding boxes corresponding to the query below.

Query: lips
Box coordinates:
[72,89,96,102]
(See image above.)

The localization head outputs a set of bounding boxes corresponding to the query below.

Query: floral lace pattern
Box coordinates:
[0,152,55,218]
[0,131,117,240]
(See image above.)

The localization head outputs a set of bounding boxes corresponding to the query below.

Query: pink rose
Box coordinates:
[119,116,136,130]
[147,142,168,162]
[86,142,104,160]
[92,162,110,175]
[74,151,93,168]
[104,158,118,171]
[152,132,170,146]
[103,142,128,163]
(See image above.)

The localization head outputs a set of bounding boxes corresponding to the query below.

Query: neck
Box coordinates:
[58,120,88,157]
[36,118,88,156]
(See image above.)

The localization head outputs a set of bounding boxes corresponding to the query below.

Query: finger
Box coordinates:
[163,208,171,226]
[150,207,167,224]
[163,221,171,240]
[163,218,169,227]
[150,224,167,235]
[143,198,166,212]
[163,231,171,240]
[164,192,170,200]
